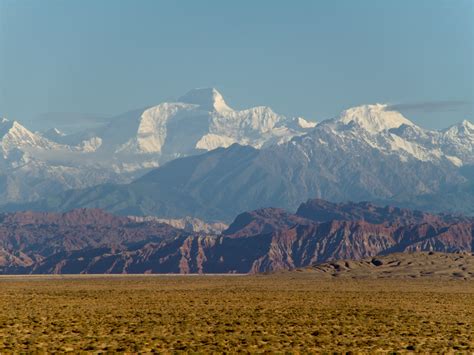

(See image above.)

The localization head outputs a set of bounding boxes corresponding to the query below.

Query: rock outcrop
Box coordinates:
[0,200,472,274]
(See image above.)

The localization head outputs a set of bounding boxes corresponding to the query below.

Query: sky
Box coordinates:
[0,0,473,131]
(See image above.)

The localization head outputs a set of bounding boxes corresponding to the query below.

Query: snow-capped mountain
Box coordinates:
[27,88,315,174]
[0,118,127,203]
[8,102,473,220]
[0,89,316,203]
[87,88,315,162]
[320,104,472,166]
[0,89,472,211]
[331,104,415,133]
[439,120,474,164]
[1,118,59,159]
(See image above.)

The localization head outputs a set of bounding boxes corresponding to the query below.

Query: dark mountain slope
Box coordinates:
[5,137,471,222]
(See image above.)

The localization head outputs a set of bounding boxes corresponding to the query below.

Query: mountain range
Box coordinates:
[0,88,315,204]
[1,199,472,274]
[5,91,472,220]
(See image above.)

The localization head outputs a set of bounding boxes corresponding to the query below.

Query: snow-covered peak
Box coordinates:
[295,117,317,129]
[444,119,474,137]
[461,119,474,130]
[0,118,62,160]
[440,120,474,164]
[1,119,29,138]
[178,88,232,113]
[334,104,415,133]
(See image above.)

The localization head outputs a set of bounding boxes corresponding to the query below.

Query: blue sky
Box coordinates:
[0,0,473,130]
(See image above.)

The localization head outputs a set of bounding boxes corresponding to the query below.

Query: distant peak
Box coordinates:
[0,119,32,138]
[10,120,28,131]
[460,119,474,129]
[295,117,317,129]
[178,88,232,112]
[0,118,28,129]
[444,119,474,135]
[335,104,415,133]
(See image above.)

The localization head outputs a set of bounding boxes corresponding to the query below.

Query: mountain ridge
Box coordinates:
[1,90,472,218]
[0,199,472,274]
[0,88,316,204]
[13,113,472,220]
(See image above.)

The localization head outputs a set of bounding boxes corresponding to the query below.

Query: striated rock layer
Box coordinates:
[0,200,473,274]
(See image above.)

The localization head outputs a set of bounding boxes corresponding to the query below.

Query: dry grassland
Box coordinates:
[0,274,473,352]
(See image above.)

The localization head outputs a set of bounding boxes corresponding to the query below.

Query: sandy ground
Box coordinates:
[305,252,474,279]
[0,272,473,352]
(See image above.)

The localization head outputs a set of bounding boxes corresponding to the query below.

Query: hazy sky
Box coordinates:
[0,0,473,130]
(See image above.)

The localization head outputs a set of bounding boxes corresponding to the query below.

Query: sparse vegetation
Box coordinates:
[0,275,472,352]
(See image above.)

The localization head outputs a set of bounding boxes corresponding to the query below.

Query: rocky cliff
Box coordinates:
[0,200,472,274]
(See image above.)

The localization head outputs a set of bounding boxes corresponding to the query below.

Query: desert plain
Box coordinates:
[0,265,473,352]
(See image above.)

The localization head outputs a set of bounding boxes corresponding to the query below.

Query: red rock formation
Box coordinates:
[0,209,186,273]
[0,201,472,274]
[223,208,309,238]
